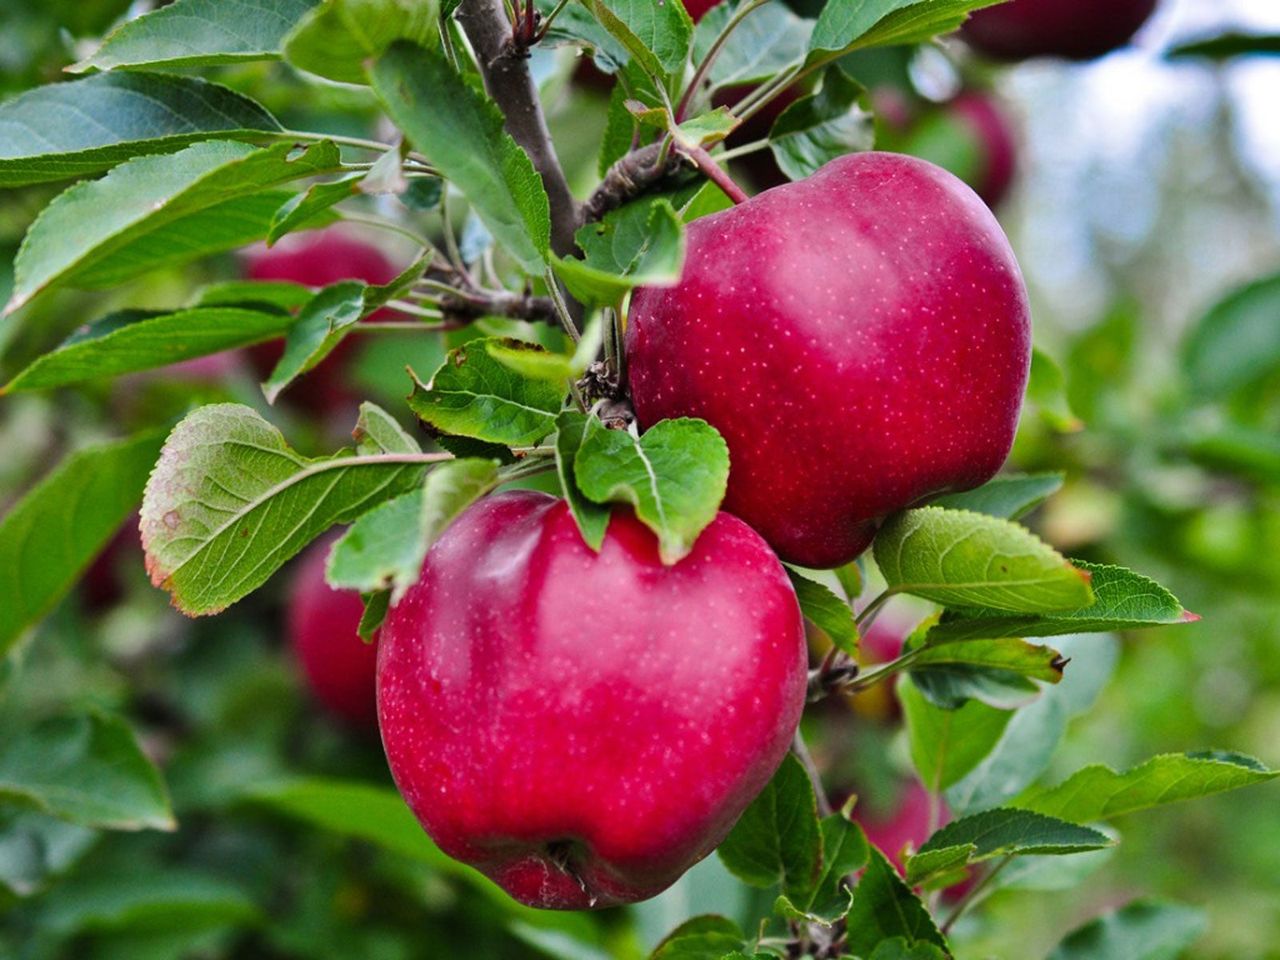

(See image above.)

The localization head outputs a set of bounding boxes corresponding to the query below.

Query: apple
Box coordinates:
[627,152,1031,568]
[684,0,719,21]
[82,514,142,613]
[961,0,1158,62]
[287,534,378,729]
[856,779,934,871]
[903,92,1017,209]
[377,491,808,909]
[243,229,401,416]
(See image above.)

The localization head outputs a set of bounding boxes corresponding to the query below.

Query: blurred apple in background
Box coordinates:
[961,0,1159,62]
[243,229,401,418]
[287,533,378,730]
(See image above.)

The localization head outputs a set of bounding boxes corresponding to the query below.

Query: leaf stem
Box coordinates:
[341,213,435,251]
[675,0,771,123]
[679,144,750,205]
[854,589,892,629]
[716,136,773,162]
[940,854,1013,934]
[791,729,833,817]
[544,268,581,342]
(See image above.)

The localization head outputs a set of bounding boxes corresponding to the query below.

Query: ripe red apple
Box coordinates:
[377,491,807,909]
[856,779,934,870]
[627,153,1031,568]
[961,0,1158,62]
[287,534,378,729]
[243,229,400,416]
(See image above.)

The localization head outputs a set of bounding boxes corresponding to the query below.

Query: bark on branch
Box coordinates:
[580,142,693,225]
[456,0,580,257]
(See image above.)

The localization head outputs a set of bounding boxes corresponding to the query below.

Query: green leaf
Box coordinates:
[808,810,869,914]
[0,430,163,657]
[6,139,341,314]
[908,638,1066,710]
[573,417,729,564]
[787,569,859,656]
[901,676,1012,791]
[808,0,1004,65]
[554,197,686,307]
[407,337,565,446]
[590,0,692,86]
[327,457,500,598]
[372,42,550,273]
[905,809,1113,887]
[0,72,280,188]
[39,869,259,936]
[486,317,604,383]
[844,846,947,957]
[536,0,630,73]
[1015,752,1279,824]
[649,916,744,960]
[1182,421,1280,486]
[1028,347,1083,432]
[141,402,426,616]
[867,940,949,960]
[284,0,439,84]
[1168,32,1280,60]
[261,281,364,403]
[930,473,1064,520]
[927,562,1194,643]
[72,0,317,72]
[268,172,363,244]
[1047,901,1207,960]
[76,189,337,292]
[693,2,813,90]
[0,713,173,832]
[0,813,97,898]
[945,634,1119,816]
[357,590,390,641]
[873,506,1094,614]
[1181,271,1280,399]
[243,778,454,868]
[716,754,821,902]
[555,411,612,551]
[769,66,873,182]
[193,279,315,311]
[2,307,293,392]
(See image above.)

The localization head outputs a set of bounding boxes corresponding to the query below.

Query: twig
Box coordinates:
[456,0,580,257]
[940,855,1013,934]
[580,141,691,224]
[791,730,833,817]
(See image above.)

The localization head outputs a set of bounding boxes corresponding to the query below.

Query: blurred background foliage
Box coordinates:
[1,0,1278,957]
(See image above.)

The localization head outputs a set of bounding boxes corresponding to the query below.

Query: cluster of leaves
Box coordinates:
[1,0,1278,958]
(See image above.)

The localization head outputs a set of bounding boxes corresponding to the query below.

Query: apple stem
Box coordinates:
[791,730,833,817]
[681,144,750,205]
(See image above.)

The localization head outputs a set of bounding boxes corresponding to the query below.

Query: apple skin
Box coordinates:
[683,0,720,21]
[287,535,378,730]
[243,229,400,416]
[933,92,1017,210]
[377,491,808,909]
[627,152,1031,568]
[961,0,1158,62]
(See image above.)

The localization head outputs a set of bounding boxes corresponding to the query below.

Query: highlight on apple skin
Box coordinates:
[376,491,809,909]
[627,152,1032,569]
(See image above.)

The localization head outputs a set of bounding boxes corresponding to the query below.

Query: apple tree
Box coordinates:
[0,0,1277,957]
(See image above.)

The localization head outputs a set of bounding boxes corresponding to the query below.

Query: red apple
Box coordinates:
[82,514,142,612]
[627,153,1031,568]
[377,491,807,909]
[961,0,1158,62]
[856,779,935,870]
[243,229,400,416]
[684,0,720,21]
[287,534,378,729]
